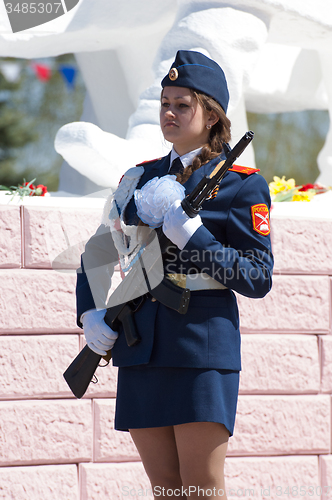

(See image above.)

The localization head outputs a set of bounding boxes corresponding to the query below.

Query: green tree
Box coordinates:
[14,53,85,190]
[0,58,37,186]
[0,54,85,192]
[247,110,329,186]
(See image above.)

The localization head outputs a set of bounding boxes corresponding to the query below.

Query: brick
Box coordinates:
[0,205,21,268]
[0,400,92,466]
[0,335,80,399]
[271,217,332,275]
[228,395,330,456]
[0,269,79,333]
[240,334,320,394]
[237,275,330,333]
[93,399,140,462]
[0,464,78,500]
[79,462,151,500]
[23,206,102,269]
[225,456,319,499]
[320,336,332,393]
[320,455,332,495]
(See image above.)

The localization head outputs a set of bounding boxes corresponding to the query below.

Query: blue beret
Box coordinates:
[161,50,229,113]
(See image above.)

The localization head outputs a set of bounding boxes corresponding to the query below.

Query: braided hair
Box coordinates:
[177,90,231,184]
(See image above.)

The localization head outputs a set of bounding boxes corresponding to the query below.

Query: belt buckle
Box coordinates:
[166,273,187,289]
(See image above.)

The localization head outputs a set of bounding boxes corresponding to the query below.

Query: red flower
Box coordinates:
[298,184,315,192]
[35,184,48,196]
[298,183,327,195]
[23,181,36,195]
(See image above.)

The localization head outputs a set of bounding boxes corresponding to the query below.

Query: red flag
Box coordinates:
[32,63,51,81]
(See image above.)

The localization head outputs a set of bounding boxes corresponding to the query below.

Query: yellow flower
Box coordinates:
[292,189,316,202]
[284,177,296,190]
[269,176,296,196]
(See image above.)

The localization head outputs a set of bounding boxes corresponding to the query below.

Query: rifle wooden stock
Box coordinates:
[63,345,101,399]
[63,301,141,399]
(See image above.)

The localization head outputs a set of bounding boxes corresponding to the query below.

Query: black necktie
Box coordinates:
[169,157,184,176]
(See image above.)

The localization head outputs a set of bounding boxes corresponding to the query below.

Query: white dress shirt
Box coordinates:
[169,146,203,171]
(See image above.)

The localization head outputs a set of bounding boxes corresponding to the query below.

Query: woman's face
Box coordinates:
[160,86,214,156]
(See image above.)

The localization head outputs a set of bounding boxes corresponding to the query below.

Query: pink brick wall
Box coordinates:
[0,203,331,499]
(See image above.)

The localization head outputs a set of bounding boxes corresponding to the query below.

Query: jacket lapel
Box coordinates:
[138,153,171,186]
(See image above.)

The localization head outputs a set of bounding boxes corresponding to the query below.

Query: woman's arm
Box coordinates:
[173,174,274,298]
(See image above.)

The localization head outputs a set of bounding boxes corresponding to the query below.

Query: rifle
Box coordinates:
[63,300,142,399]
[63,243,191,399]
[181,131,254,217]
[63,131,254,398]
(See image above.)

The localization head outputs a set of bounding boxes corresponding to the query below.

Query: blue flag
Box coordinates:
[59,65,77,90]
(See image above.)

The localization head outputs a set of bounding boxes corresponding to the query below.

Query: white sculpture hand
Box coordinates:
[82,308,118,356]
[163,199,202,250]
[55,122,169,191]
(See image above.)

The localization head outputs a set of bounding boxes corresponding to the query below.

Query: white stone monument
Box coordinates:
[0,0,331,193]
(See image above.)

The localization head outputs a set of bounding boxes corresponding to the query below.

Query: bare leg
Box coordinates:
[174,422,229,499]
[130,426,186,499]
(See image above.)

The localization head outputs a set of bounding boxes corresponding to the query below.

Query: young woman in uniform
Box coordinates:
[77,50,274,499]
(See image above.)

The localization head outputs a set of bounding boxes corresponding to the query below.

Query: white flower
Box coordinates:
[134,175,186,228]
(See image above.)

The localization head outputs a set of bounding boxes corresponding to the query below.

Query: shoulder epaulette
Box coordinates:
[136,157,162,166]
[228,164,260,175]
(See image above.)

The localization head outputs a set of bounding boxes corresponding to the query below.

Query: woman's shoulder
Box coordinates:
[228,164,260,176]
[136,156,164,167]
[117,156,166,186]
[228,165,269,190]
[226,165,271,208]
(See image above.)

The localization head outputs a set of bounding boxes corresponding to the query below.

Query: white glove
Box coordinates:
[134,175,185,228]
[82,308,118,356]
[163,199,203,250]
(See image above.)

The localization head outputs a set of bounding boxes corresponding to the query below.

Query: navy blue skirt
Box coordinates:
[115,365,239,436]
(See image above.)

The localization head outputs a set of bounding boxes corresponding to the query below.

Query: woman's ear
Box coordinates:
[206,110,219,128]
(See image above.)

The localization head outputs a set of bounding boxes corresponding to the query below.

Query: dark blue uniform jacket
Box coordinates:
[76,153,274,371]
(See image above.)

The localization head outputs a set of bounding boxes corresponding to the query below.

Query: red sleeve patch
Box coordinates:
[229,164,260,175]
[251,204,270,235]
